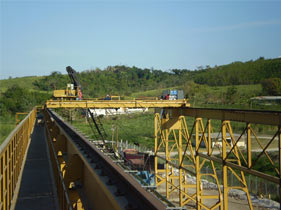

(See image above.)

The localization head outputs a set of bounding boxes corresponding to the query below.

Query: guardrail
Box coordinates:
[0,108,37,210]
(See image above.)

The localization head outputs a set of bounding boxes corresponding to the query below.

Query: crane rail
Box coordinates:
[46,108,166,210]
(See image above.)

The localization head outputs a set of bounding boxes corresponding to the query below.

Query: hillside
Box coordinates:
[1,57,280,143]
[0,76,44,93]
[1,57,280,98]
[193,57,281,86]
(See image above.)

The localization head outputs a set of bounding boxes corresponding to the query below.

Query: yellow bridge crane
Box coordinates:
[1,97,281,210]
[1,66,280,210]
[44,99,281,210]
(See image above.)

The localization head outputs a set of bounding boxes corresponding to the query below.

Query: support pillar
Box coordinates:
[178,117,183,206]
[247,123,252,168]
[222,120,228,210]
[195,118,201,210]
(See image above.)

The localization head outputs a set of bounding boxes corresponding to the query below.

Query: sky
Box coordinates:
[0,0,281,79]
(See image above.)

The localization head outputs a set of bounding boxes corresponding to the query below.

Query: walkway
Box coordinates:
[15,114,58,210]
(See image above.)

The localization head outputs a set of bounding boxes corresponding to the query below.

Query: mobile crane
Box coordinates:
[53,66,107,142]
[53,66,83,100]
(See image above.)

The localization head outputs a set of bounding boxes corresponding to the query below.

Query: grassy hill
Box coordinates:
[0,76,45,93]
[1,57,280,97]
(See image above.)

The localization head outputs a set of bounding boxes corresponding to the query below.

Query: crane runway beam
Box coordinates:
[173,107,281,126]
[45,99,190,109]
[44,108,166,210]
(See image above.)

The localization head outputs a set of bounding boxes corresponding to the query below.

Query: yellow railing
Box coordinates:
[0,108,37,210]
[44,110,72,210]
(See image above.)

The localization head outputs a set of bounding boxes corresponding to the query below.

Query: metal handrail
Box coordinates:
[0,108,37,210]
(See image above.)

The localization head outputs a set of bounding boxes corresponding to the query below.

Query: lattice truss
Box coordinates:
[154,109,280,210]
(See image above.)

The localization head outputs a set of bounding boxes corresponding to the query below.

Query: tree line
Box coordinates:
[32,57,281,97]
[1,57,280,116]
[0,85,51,116]
[192,57,281,87]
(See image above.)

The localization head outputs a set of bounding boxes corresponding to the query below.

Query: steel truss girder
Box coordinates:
[155,109,281,210]
[155,112,223,209]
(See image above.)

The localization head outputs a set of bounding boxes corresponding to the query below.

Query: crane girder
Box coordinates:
[45,99,190,109]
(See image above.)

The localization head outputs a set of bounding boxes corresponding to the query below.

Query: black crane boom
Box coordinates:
[66,66,81,89]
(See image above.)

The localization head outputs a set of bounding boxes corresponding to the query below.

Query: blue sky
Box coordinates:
[1,0,281,79]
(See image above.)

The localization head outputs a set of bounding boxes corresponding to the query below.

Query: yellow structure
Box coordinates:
[43,108,165,210]
[45,99,281,209]
[15,112,28,125]
[53,84,80,99]
[154,108,280,209]
[53,66,83,100]
[45,100,281,209]
[0,108,37,210]
[45,99,190,108]
[1,98,281,210]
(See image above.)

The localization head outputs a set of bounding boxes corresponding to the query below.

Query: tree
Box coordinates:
[1,85,30,113]
[261,78,281,96]
[226,86,238,104]
[0,85,51,115]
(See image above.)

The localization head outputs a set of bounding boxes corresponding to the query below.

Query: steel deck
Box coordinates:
[15,115,59,210]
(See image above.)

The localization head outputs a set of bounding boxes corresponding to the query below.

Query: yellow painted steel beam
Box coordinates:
[199,153,279,183]
[176,107,281,125]
[45,109,166,210]
[195,118,202,210]
[155,111,281,209]
[247,123,252,168]
[44,111,124,210]
[45,99,190,109]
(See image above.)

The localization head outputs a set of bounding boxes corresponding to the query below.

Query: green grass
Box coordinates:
[0,123,15,144]
[66,110,156,149]
[0,76,44,93]
[0,115,16,144]
[128,86,181,99]
[126,83,264,107]
[189,84,262,105]
[207,84,262,95]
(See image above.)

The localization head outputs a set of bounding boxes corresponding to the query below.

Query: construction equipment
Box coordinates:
[53,66,108,142]
[53,66,83,100]
[162,89,184,100]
